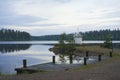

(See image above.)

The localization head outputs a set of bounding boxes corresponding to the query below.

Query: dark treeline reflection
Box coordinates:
[0,44,31,53]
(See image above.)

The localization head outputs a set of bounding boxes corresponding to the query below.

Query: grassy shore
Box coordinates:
[52,44,114,55]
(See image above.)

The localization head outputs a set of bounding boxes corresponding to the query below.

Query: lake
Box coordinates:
[0,44,55,74]
[0,41,120,74]
[0,40,120,44]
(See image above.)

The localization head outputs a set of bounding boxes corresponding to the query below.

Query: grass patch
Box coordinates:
[112,49,120,57]
[76,45,111,54]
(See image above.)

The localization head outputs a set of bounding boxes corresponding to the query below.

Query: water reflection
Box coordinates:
[54,51,102,64]
[59,54,67,64]
[54,51,82,64]
[0,44,31,53]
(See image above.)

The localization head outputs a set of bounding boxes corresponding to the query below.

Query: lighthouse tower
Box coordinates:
[74,32,82,44]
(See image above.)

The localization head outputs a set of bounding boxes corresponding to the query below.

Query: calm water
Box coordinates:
[0,41,120,74]
[0,44,54,74]
[0,40,120,44]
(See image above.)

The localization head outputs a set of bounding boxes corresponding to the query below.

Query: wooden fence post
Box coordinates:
[52,56,55,64]
[69,55,73,64]
[86,51,89,57]
[98,55,101,61]
[23,59,27,68]
[84,57,87,65]
[110,51,112,57]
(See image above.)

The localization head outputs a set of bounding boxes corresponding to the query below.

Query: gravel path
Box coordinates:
[0,58,120,80]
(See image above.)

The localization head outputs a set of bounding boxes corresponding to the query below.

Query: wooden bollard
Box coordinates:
[110,51,112,57]
[98,55,101,61]
[23,59,27,68]
[84,57,87,65]
[69,55,73,64]
[52,56,55,64]
[86,51,89,57]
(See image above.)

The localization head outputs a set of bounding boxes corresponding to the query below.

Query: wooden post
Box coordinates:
[23,59,27,68]
[98,55,101,61]
[52,56,55,64]
[110,51,112,57]
[84,57,87,65]
[69,55,73,64]
[86,51,89,57]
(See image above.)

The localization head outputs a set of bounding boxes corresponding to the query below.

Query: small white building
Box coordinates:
[74,32,82,44]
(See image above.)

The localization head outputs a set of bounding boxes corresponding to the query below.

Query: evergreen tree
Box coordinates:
[58,33,66,54]
[58,33,76,54]
[67,34,76,54]
[103,35,112,48]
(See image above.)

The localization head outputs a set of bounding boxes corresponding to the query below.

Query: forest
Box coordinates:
[82,29,120,40]
[0,29,119,41]
[31,29,120,41]
[0,29,31,41]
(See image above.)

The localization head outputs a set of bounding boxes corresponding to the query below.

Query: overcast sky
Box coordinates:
[0,0,120,36]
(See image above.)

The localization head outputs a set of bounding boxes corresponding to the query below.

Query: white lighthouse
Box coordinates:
[74,32,82,44]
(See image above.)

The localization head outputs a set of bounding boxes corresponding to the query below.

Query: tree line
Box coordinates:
[82,29,120,40]
[32,35,74,41]
[0,29,31,41]
[1,28,119,41]
[31,29,120,41]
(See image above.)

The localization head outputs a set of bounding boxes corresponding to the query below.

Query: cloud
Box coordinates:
[0,0,120,35]
[0,0,15,16]
[0,0,47,25]
[3,0,120,26]
[53,0,71,3]
[24,23,63,27]
[0,15,47,25]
